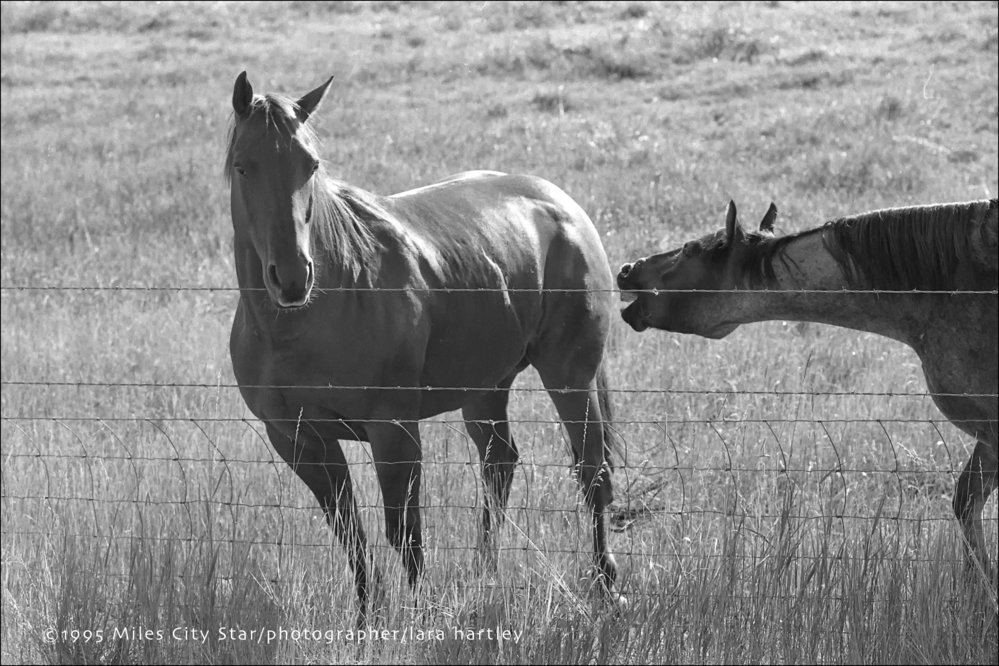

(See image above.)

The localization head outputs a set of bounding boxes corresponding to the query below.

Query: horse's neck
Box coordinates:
[734,230,923,344]
[765,230,847,291]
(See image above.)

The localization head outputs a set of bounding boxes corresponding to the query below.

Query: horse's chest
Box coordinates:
[914,313,998,437]
[230,307,402,421]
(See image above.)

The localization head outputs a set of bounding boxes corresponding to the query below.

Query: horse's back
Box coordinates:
[389,170,508,198]
[387,171,611,287]
[391,171,592,229]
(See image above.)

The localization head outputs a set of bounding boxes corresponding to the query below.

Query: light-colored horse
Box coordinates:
[617,199,998,578]
[225,72,622,625]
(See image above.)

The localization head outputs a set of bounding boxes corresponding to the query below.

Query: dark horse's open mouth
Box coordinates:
[617,262,652,331]
[618,290,650,332]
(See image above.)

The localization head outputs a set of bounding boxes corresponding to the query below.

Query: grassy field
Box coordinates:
[2,1,997,663]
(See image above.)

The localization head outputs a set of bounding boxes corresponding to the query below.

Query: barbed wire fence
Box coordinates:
[2,284,996,600]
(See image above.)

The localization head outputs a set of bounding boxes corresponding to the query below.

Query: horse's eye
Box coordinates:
[234,164,246,177]
[311,161,320,174]
[682,242,701,257]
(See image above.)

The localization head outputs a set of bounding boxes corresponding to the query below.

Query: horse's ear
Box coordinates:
[296,75,334,122]
[724,200,743,245]
[759,202,777,233]
[233,71,253,118]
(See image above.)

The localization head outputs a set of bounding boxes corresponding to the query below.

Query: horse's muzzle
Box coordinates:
[266,259,315,308]
[616,260,644,303]
[616,263,651,331]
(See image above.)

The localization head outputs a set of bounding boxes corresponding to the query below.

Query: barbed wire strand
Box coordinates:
[3,415,994,425]
[2,527,983,557]
[3,379,995,398]
[1,494,973,524]
[0,451,966,475]
[1,285,996,295]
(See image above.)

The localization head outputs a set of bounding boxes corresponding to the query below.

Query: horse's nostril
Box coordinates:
[620,263,633,278]
[268,263,281,289]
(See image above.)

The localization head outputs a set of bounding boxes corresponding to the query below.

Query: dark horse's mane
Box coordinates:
[743,199,998,290]
[224,93,387,279]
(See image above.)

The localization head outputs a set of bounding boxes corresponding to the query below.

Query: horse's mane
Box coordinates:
[223,93,386,280]
[743,199,997,290]
[311,177,387,281]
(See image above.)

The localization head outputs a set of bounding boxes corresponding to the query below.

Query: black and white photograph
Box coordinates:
[1,1,996,663]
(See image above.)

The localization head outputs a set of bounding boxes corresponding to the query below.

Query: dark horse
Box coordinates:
[617,198,998,579]
[225,72,622,624]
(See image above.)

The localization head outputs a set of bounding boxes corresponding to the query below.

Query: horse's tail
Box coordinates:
[596,364,624,474]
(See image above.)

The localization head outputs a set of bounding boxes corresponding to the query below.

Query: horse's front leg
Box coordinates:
[264,424,377,627]
[367,419,425,588]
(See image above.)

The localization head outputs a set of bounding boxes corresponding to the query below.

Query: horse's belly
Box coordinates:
[414,389,496,418]
[421,298,536,398]
[230,291,539,426]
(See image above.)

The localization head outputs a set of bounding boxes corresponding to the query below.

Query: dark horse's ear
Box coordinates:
[724,200,743,245]
[296,76,335,123]
[759,202,777,233]
[233,71,253,118]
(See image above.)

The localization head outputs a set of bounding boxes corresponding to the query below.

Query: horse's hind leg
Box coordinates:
[534,362,619,597]
[264,424,377,627]
[462,375,520,568]
[952,438,998,580]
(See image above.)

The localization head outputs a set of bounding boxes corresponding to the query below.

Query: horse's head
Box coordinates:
[227,71,334,308]
[617,201,778,338]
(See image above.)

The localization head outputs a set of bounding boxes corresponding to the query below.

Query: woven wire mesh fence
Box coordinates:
[1,284,996,601]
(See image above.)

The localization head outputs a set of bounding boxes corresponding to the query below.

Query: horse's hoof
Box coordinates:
[598,589,628,616]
